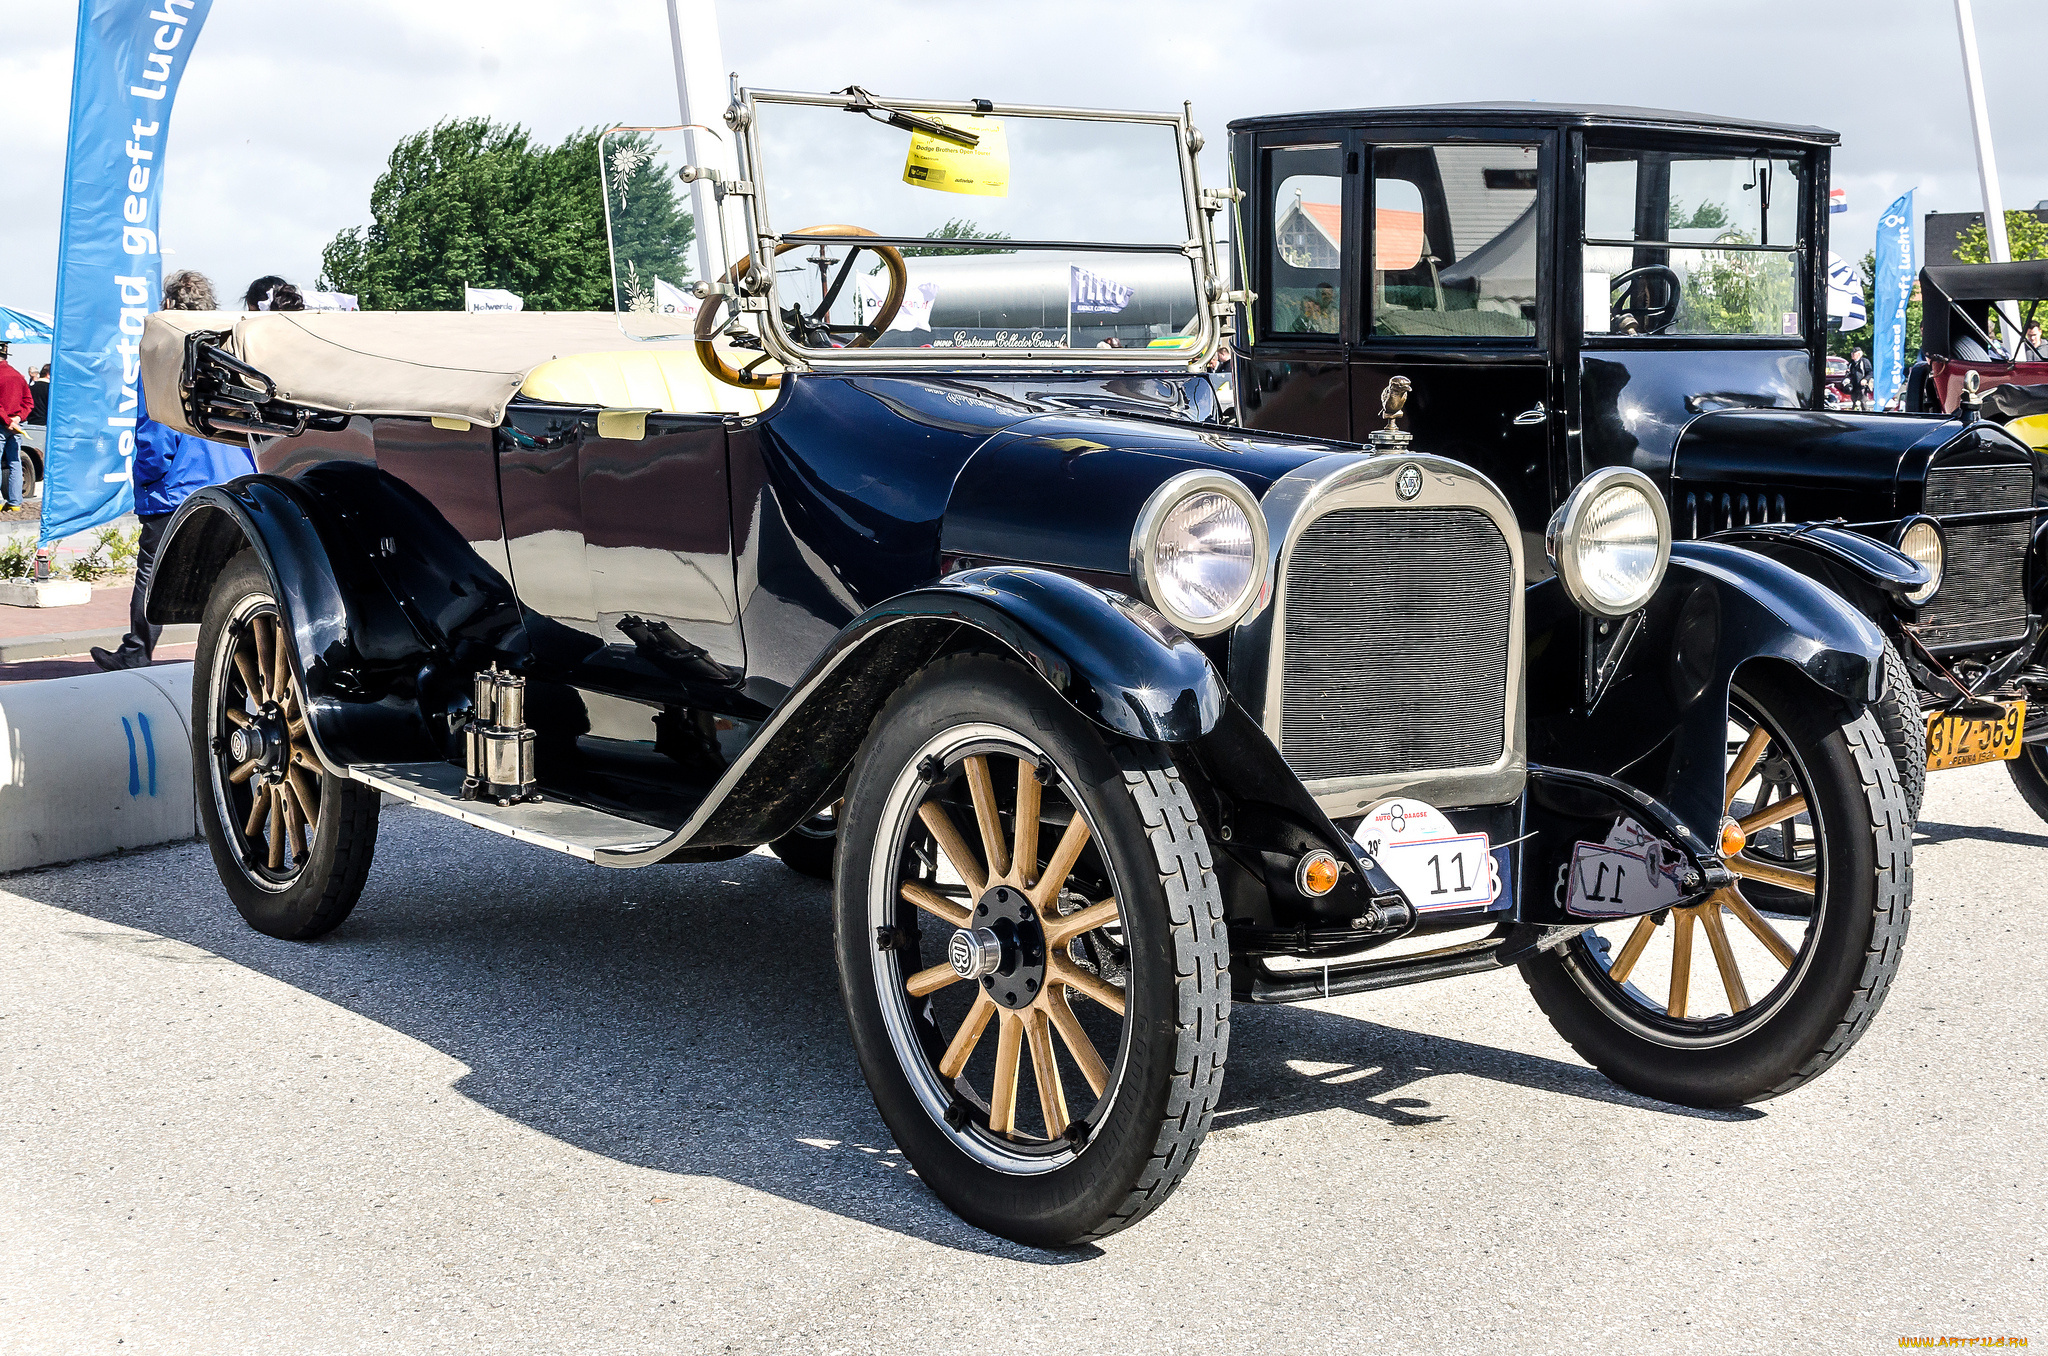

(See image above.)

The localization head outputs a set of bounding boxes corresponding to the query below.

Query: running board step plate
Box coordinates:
[350,761,664,862]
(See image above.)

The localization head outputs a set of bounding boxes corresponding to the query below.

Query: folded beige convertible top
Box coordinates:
[141,310,698,437]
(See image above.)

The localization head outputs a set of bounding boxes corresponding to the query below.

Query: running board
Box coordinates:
[350,761,665,863]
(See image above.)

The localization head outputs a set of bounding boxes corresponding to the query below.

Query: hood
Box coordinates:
[942,410,1356,575]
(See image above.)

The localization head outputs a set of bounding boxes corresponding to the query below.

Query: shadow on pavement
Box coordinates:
[1916,818,2048,851]
[8,807,1753,1260]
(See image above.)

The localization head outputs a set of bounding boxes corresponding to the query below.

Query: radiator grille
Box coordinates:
[1920,464,2033,649]
[1280,507,1513,782]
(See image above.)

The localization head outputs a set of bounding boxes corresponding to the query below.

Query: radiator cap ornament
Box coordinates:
[1367,375,1415,450]
[1395,463,1423,500]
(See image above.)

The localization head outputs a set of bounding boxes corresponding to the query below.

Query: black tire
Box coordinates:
[1520,670,1910,1106]
[769,809,837,881]
[834,654,1229,1246]
[193,550,380,940]
[1873,635,1926,824]
[18,450,38,503]
[2005,746,2048,823]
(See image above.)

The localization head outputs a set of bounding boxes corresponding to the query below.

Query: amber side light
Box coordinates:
[1296,850,1341,897]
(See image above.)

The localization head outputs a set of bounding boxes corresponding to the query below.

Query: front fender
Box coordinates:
[1708,522,1930,599]
[1529,540,1886,842]
[608,566,1226,860]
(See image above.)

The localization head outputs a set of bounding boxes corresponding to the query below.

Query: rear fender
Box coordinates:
[1528,540,1886,843]
[606,566,1228,859]
[148,467,525,767]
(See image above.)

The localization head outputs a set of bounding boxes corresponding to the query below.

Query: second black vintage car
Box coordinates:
[141,86,1907,1246]
[1229,100,2045,825]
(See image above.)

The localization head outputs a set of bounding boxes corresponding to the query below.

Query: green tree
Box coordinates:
[1956,210,2048,265]
[602,131,696,312]
[900,217,1015,257]
[318,118,692,311]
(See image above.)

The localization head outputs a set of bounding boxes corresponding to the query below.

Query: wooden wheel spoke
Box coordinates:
[1026,1010,1069,1140]
[988,1012,1024,1137]
[1044,897,1120,949]
[266,791,286,870]
[270,619,291,705]
[901,880,969,929]
[232,646,262,706]
[1726,854,1816,895]
[223,707,253,730]
[938,992,996,1080]
[1725,725,1770,810]
[1667,906,1696,1018]
[243,785,271,838]
[963,755,1011,882]
[1051,954,1126,1016]
[918,802,987,894]
[1045,989,1108,1096]
[1699,902,1750,1011]
[1738,793,1807,836]
[1013,758,1042,889]
[1028,814,1093,910]
[1723,884,1798,967]
[1606,913,1659,984]
[905,962,962,998]
[280,782,309,864]
[288,764,320,828]
[227,759,261,786]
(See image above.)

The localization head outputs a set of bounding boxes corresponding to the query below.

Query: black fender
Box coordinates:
[612,565,1227,859]
[1528,539,1887,844]
[1707,521,1930,603]
[147,464,527,767]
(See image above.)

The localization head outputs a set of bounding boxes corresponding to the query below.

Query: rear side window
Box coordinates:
[1370,144,1540,339]
[1266,145,1343,337]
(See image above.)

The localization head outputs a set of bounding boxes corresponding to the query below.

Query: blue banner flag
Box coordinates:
[1872,189,1916,409]
[0,305,55,345]
[1069,264,1134,316]
[42,0,214,547]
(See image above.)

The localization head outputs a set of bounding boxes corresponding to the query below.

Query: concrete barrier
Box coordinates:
[0,663,198,874]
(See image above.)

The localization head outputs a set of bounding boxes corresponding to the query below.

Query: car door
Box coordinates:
[497,407,751,825]
[1347,131,1563,539]
[1236,128,1355,441]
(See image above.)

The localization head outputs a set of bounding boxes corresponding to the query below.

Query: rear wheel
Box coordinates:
[769,805,837,881]
[834,655,1229,1246]
[2005,746,2048,823]
[193,551,380,940]
[1521,671,1910,1106]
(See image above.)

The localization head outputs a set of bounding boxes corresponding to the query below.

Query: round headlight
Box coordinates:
[1896,516,1944,606]
[1546,466,1672,618]
[1130,471,1269,635]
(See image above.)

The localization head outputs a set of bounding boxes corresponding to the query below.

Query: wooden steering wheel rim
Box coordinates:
[695,224,909,390]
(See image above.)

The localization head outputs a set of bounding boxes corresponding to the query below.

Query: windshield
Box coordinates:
[1582,146,1807,339]
[736,91,1212,364]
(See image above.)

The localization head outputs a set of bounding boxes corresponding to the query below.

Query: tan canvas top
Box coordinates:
[140,310,710,438]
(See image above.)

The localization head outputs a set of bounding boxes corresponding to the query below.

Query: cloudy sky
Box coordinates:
[3,0,2045,321]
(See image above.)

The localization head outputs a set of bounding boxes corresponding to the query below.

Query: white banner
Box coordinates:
[464,286,524,313]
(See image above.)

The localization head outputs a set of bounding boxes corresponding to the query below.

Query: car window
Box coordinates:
[1266,145,1343,337]
[1583,147,1806,338]
[1369,144,1540,339]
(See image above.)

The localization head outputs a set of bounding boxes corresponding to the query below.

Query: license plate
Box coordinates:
[1925,698,2028,772]
[1375,832,1496,912]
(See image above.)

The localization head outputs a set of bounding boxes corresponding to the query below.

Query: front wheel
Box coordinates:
[2004,745,2048,823]
[834,655,1229,1247]
[193,551,381,940]
[1521,671,1910,1106]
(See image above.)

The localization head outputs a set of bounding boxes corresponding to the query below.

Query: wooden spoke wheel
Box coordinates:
[194,551,379,940]
[834,655,1228,1247]
[1521,671,1911,1107]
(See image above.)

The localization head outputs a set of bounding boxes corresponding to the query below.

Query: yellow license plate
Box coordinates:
[1926,699,2029,772]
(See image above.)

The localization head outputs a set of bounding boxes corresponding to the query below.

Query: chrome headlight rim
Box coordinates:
[1546,465,1672,619]
[1894,514,1945,607]
[1128,469,1270,637]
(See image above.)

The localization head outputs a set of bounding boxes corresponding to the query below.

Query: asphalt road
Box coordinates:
[3,763,2042,1353]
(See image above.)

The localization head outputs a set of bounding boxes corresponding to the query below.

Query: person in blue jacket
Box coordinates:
[93,271,258,670]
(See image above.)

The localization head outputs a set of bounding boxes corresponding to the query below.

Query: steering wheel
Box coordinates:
[695,224,908,389]
[1608,265,1682,335]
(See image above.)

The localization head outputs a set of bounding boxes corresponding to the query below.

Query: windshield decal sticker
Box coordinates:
[903,114,1009,197]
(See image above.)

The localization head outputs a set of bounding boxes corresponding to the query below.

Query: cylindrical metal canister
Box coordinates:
[464,724,486,779]
[473,672,498,726]
[492,673,526,729]
[482,728,532,789]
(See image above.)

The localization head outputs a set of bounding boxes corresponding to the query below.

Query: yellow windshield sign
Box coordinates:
[903,115,1009,197]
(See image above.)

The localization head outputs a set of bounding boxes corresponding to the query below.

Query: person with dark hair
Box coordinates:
[28,364,50,426]
[242,275,305,312]
[0,342,30,513]
[93,272,255,671]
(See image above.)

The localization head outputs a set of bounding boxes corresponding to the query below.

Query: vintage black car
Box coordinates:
[140,87,1908,1246]
[1229,101,2048,823]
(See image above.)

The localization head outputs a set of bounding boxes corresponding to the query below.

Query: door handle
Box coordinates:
[1512,402,1548,426]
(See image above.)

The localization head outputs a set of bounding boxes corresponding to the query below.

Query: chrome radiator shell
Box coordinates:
[1229,452,1527,818]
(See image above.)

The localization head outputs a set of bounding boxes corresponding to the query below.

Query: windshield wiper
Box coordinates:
[837,85,980,148]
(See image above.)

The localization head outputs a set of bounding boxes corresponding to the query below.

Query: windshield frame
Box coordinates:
[731,86,1223,371]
